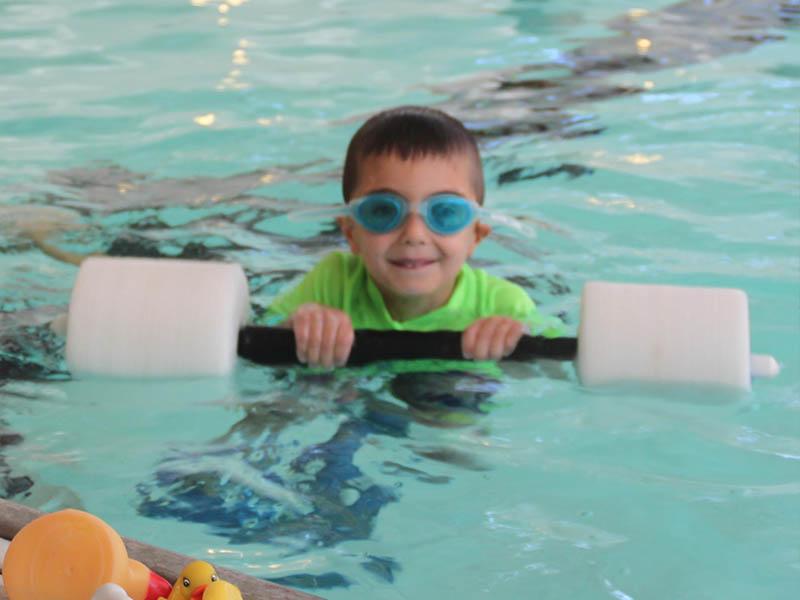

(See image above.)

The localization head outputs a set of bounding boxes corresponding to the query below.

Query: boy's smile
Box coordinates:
[388,258,436,269]
[338,152,490,321]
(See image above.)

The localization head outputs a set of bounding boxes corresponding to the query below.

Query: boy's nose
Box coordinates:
[399,212,428,244]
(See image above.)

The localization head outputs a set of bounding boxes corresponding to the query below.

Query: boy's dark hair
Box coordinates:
[342,106,485,204]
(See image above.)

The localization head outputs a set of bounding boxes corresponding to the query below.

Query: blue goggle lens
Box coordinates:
[353,193,404,233]
[351,194,476,235]
[425,195,475,234]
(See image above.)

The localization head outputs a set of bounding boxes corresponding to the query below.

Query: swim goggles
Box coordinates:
[288,195,539,238]
[348,193,478,235]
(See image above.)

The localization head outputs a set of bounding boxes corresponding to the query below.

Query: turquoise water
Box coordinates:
[1,0,799,598]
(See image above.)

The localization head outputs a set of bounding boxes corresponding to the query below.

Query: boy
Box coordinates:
[267,105,562,368]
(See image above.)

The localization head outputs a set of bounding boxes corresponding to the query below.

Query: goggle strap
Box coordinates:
[482,211,538,239]
[287,205,347,223]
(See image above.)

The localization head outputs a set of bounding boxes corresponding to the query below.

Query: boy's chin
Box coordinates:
[390,287,435,299]
[384,282,450,303]
[383,274,441,294]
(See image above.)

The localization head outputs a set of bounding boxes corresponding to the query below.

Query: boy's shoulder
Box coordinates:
[461,263,531,304]
[305,250,370,299]
[264,251,364,323]
[315,249,358,270]
[462,265,565,336]
[306,250,365,280]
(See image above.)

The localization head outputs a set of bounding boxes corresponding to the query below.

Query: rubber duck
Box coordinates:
[159,561,219,600]
[2,509,172,600]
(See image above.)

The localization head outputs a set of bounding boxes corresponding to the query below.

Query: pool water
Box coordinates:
[1,0,799,598]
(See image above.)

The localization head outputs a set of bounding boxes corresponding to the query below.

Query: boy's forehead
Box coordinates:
[355,151,482,198]
[358,149,473,168]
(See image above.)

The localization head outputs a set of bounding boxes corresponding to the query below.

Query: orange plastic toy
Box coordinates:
[2,508,172,600]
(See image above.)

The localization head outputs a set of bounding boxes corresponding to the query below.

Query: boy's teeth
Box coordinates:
[394,259,430,268]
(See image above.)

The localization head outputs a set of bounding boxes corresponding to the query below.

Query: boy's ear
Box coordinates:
[336,216,359,253]
[469,221,491,255]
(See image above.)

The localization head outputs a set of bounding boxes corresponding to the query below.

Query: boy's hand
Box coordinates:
[462,316,526,361]
[288,303,355,368]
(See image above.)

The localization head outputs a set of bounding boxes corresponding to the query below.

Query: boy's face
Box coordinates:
[338,152,490,318]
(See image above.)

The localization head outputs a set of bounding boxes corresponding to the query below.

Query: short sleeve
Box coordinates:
[263,252,347,323]
[489,277,566,338]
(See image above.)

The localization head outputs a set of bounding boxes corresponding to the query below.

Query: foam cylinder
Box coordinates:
[66,257,250,377]
[576,281,761,390]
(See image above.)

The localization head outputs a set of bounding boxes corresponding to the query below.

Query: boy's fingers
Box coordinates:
[305,310,324,366]
[319,313,341,368]
[293,313,310,363]
[501,320,524,358]
[334,321,355,367]
[489,320,515,360]
[461,322,479,359]
[485,319,516,360]
[292,303,320,363]
[464,318,524,360]
[472,318,501,360]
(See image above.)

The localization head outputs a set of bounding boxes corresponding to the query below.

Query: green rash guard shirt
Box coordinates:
[264,251,563,336]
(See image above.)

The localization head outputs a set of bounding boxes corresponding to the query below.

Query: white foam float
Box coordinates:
[577,281,779,390]
[66,257,250,377]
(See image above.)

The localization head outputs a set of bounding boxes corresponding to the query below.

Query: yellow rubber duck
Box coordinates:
[159,561,219,600]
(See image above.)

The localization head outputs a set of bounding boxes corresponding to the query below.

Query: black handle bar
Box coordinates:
[237,326,577,367]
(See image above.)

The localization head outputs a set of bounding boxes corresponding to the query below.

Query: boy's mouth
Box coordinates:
[388,258,437,269]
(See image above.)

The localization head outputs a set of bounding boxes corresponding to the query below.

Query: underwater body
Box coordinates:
[137,370,503,587]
